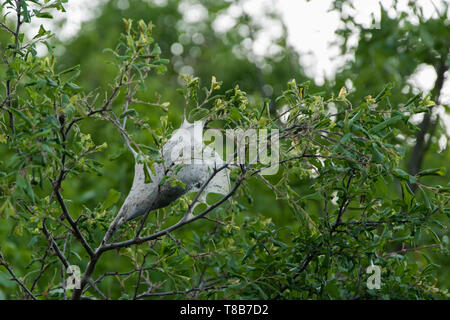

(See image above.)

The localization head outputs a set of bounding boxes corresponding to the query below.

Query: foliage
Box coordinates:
[0,0,448,300]
[330,0,450,285]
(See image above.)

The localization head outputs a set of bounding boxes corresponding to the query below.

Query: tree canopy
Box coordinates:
[0,0,448,300]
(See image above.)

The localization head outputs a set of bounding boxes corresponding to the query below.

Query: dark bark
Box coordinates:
[407,55,448,188]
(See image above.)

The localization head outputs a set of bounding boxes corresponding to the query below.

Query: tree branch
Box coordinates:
[0,251,37,300]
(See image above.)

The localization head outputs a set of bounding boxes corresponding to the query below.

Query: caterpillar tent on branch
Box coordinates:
[103,119,230,243]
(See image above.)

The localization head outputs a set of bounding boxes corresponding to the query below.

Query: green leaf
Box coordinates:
[33,24,48,39]
[33,10,53,19]
[119,109,137,119]
[31,128,52,139]
[229,107,241,121]
[417,167,446,177]
[340,132,353,143]
[301,191,325,201]
[153,58,169,65]
[16,175,35,202]
[10,107,33,127]
[151,43,161,56]
[348,109,362,129]
[371,144,385,163]
[375,83,392,102]
[403,93,422,109]
[19,0,31,23]
[58,64,80,76]
[6,66,17,80]
[45,76,58,87]
[400,181,414,208]
[190,108,209,121]
[392,168,412,181]
[27,235,39,248]
[375,176,388,195]
[369,115,403,134]
[242,244,258,262]
[419,187,431,210]
[250,283,268,299]
[66,82,81,90]
[270,237,289,249]
[143,163,153,183]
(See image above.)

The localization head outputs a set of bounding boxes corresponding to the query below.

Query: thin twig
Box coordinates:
[0,251,37,300]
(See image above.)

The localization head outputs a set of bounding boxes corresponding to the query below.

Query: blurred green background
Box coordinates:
[0,0,448,298]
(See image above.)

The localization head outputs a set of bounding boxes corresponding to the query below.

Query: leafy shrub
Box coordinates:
[0,0,448,300]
